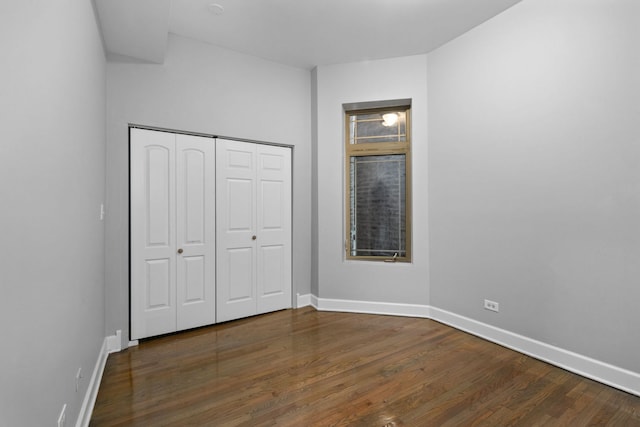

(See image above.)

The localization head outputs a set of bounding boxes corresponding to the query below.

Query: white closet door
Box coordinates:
[131,128,177,339]
[256,144,292,314]
[216,140,258,322]
[175,134,216,330]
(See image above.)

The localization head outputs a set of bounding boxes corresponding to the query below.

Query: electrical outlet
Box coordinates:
[76,367,82,392]
[484,299,499,312]
[57,404,66,427]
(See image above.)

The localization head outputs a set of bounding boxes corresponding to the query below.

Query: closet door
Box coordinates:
[216,140,257,322]
[130,128,177,339]
[256,144,292,314]
[175,134,216,330]
[131,129,216,340]
[216,140,292,322]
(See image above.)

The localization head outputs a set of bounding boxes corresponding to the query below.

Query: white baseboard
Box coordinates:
[429,306,640,398]
[75,331,121,427]
[310,296,640,397]
[296,293,312,308]
[106,329,122,353]
[310,294,319,308]
[315,296,431,318]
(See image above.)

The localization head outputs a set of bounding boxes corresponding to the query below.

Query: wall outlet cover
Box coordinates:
[484,299,499,312]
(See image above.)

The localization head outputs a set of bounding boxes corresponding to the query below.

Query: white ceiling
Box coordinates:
[95,0,522,69]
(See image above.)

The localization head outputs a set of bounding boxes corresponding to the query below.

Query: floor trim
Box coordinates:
[76,331,121,427]
[298,294,640,397]
[296,293,312,308]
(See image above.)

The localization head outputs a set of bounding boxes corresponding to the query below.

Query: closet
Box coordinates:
[216,139,292,322]
[130,129,292,340]
[130,128,216,340]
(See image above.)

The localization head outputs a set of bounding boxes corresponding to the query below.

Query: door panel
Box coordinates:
[256,145,292,314]
[131,128,177,339]
[227,179,253,231]
[261,180,283,229]
[147,148,172,246]
[183,150,205,244]
[216,140,257,322]
[260,245,284,295]
[228,248,254,301]
[176,134,215,331]
[182,256,205,302]
[227,149,253,169]
[146,259,171,308]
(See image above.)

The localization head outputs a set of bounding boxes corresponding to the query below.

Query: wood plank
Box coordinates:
[91,307,640,426]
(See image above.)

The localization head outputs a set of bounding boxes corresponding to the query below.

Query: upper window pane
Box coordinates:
[349,111,407,144]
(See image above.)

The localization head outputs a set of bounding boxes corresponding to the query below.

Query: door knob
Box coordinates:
[252,235,257,240]
[177,248,184,254]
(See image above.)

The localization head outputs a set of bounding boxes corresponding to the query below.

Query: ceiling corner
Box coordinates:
[95,0,170,64]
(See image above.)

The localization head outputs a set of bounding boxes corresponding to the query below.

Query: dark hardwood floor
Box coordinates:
[91,307,640,426]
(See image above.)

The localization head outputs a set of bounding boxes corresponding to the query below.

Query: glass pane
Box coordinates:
[349,111,407,144]
[349,154,406,257]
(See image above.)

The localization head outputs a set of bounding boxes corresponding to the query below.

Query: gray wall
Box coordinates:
[106,34,312,345]
[311,68,320,296]
[0,1,106,425]
[428,0,640,372]
[315,55,430,303]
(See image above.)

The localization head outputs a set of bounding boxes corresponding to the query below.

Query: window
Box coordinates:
[345,103,412,262]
